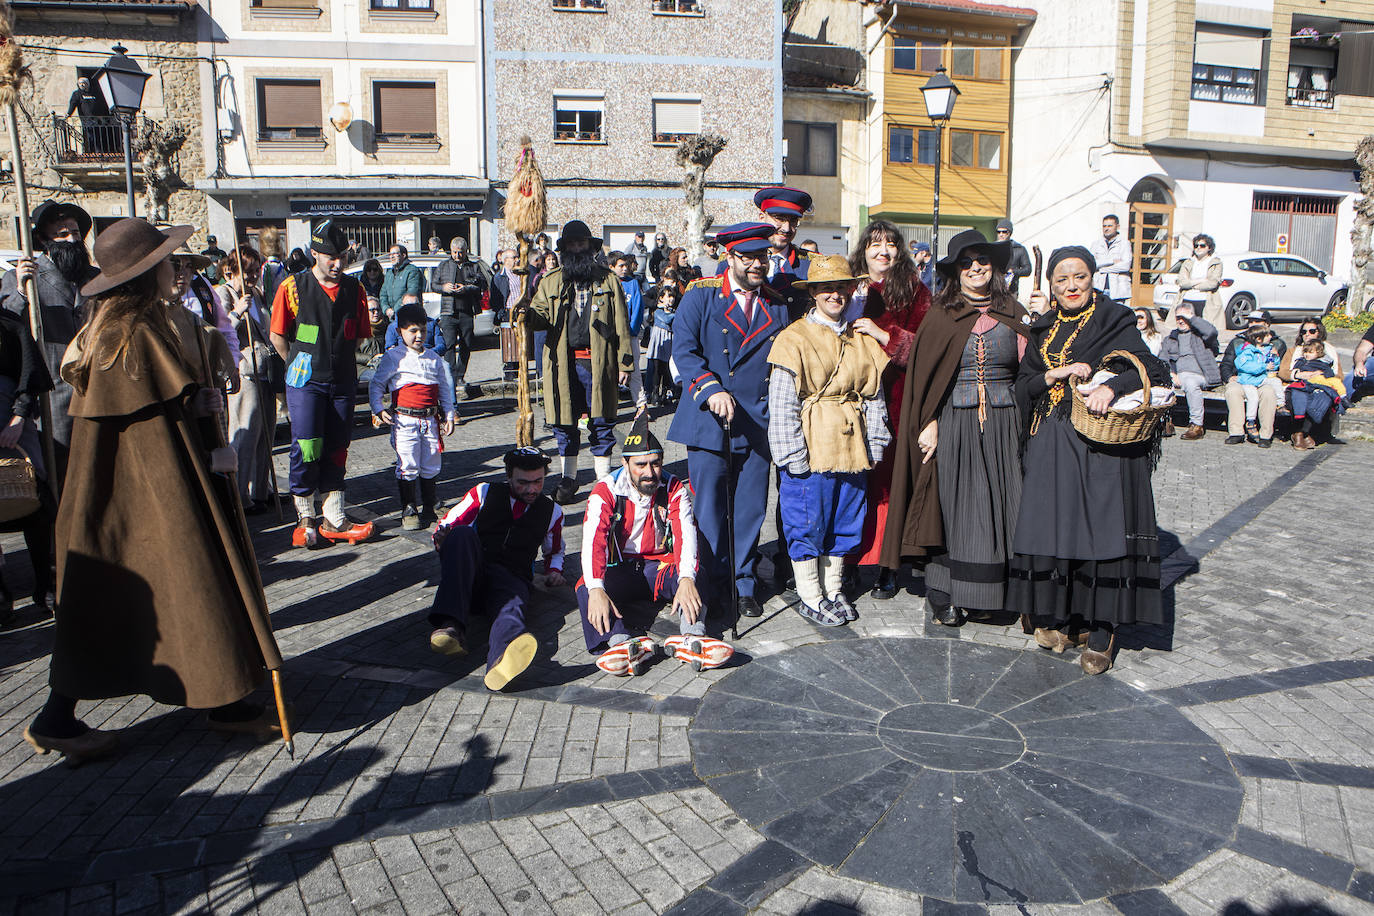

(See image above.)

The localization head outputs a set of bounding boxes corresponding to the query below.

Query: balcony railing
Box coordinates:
[51,113,137,164]
[1287,65,1336,109]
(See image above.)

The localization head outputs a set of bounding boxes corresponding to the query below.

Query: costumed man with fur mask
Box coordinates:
[0,201,99,486]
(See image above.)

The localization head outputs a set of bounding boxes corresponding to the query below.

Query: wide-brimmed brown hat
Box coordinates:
[81,219,193,298]
[792,254,867,286]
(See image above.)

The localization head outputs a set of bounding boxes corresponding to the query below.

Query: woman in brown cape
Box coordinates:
[24,219,284,764]
[880,230,1029,626]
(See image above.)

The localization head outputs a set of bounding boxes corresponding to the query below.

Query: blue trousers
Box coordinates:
[552,359,616,457]
[688,444,769,603]
[778,468,867,561]
[575,558,702,653]
[428,526,530,670]
[1287,385,1334,424]
[1344,358,1374,402]
[286,378,354,495]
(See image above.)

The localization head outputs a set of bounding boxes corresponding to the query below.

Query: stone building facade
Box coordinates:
[489,0,781,253]
[2,0,206,249]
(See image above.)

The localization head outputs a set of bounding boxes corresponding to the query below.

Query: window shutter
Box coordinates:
[260,80,322,130]
[806,123,835,176]
[1334,21,1374,97]
[654,100,700,135]
[375,82,437,136]
[556,95,604,112]
[1193,25,1264,70]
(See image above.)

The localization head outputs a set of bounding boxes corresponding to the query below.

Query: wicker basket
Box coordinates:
[1070,349,1174,446]
[0,446,40,523]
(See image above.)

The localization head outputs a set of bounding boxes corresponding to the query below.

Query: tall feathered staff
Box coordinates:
[503,136,545,447]
[0,2,58,500]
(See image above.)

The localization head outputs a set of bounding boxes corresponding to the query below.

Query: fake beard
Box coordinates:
[47,240,92,283]
[561,250,601,286]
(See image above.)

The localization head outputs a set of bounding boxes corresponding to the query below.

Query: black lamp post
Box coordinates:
[94,44,150,219]
[919,66,960,259]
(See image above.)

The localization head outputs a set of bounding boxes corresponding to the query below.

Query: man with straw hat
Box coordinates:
[577,412,733,677]
[0,200,97,485]
[767,255,891,627]
[269,219,376,548]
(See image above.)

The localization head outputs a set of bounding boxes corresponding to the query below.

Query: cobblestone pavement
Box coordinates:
[2,345,1373,914]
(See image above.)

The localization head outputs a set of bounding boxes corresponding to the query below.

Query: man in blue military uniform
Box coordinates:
[717,187,813,306]
[669,223,789,620]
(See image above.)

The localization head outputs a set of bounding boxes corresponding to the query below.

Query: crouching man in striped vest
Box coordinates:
[577,413,733,677]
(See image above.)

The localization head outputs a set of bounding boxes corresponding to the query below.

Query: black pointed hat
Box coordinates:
[620,412,662,457]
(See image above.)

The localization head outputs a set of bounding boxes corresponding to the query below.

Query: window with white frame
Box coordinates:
[652,97,700,144]
[1191,24,1267,104]
[653,0,702,14]
[554,94,604,142]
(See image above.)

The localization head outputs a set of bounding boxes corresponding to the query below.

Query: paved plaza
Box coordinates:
[2,344,1374,915]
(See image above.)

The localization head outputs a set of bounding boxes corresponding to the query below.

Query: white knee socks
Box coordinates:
[559,455,577,484]
[794,557,824,609]
[321,491,346,527]
[820,556,845,601]
[593,455,611,480]
[293,494,317,523]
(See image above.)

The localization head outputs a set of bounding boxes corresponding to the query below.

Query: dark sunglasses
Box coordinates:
[956,254,992,269]
[1302,327,1321,334]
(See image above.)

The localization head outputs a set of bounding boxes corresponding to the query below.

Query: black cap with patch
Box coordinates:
[310,219,348,256]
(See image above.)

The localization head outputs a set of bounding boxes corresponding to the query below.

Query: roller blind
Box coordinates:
[653,99,700,135]
[374,82,437,135]
[1334,20,1374,97]
[259,80,321,129]
[555,95,604,113]
[1194,25,1265,70]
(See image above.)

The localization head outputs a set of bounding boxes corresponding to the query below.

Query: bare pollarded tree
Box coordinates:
[676,133,727,264]
[137,119,189,224]
[1349,136,1374,317]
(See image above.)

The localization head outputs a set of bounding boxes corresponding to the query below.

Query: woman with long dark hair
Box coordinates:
[843,220,931,598]
[1010,246,1170,674]
[24,219,283,763]
[882,230,1029,626]
[359,257,384,299]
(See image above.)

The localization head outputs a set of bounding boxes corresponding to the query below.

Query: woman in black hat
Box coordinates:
[1009,246,1170,675]
[883,229,1030,627]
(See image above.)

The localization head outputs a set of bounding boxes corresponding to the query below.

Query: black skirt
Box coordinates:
[1007,414,1162,626]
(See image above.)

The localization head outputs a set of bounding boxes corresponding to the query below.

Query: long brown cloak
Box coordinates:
[880,296,1029,566]
[50,320,282,708]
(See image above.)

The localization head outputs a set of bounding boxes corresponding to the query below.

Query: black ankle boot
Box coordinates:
[398,479,420,530]
[871,568,898,600]
[418,478,438,526]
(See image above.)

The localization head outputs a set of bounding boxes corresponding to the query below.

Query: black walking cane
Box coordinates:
[723,415,739,641]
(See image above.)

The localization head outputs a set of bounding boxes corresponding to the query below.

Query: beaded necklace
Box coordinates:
[1032,298,1096,433]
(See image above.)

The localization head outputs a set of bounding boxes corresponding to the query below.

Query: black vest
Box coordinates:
[474,482,555,581]
[286,270,362,386]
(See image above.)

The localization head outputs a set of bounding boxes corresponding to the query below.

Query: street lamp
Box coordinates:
[94,44,150,219]
[919,66,960,259]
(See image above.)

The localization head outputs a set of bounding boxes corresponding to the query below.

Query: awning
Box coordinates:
[288,198,485,218]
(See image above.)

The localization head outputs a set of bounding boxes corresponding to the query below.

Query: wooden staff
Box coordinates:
[503,138,545,448]
[1032,244,1043,293]
[512,233,534,447]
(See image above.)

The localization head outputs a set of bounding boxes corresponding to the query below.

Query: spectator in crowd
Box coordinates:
[1280,319,1342,449]
[286,247,311,274]
[1174,233,1224,329]
[201,235,227,284]
[844,219,931,600]
[692,239,721,277]
[1159,303,1219,441]
[1135,308,1163,356]
[1011,245,1170,675]
[799,239,820,253]
[667,247,700,295]
[25,218,283,763]
[0,293,55,625]
[1229,324,1283,447]
[995,218,1032,298]
[1221,309,1286,447]
[217,245,279,512]
[359,258,384,299]
[171,241,237,360]
[530,250,560,378]
[356,297,387,370]
[625,231,651,282]
[649,232,671,282]
[426,235,443,254]
[380,244,424,321]
[385,294,447,354]
[426,447,565,691]
[526,220,632,505]
[1346,321,1374,403]
[911,241,934,291]
[768,255,891,627]
[645,274,679,407]
[1,200,98,485]
[431,237,490,401]
[346,238,369,266]
[66,76,109,155]
[577,414,732,676]
[490,248,526,318]
[613,253,647,408]
[530,232,552,270]
[883,230,1027,628]
[259,228,288,314]
[371,302,456,529]
[1090,214,1132,306]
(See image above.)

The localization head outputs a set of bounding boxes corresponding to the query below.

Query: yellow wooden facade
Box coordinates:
[873,8,1025,233]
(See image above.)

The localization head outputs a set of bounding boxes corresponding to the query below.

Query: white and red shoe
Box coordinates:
[663,636,733,671]
[595,636,656,677]
[292,518,318,549]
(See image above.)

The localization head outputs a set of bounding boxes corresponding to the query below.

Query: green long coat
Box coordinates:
[527,267,632,425]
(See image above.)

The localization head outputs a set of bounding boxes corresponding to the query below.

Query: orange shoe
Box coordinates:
[292,519,318,548]
[319,517,375,544]
[595,636,656,677]
[663,635,733,671]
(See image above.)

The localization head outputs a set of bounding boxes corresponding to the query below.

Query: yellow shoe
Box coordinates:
[484,632,538,691]
[429,626,467,656]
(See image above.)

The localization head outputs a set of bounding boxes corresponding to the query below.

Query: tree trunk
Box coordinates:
[1348,136,1374,317]
[676,134,727,264]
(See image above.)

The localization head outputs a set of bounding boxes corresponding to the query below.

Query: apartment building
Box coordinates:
[1012,0,1372,308]
[488,0,779,252]
[197,0,489,257]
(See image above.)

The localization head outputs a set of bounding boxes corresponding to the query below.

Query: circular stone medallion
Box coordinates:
[689,638,1242,905]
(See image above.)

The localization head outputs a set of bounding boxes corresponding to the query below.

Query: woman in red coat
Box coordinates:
[844,220,931,598]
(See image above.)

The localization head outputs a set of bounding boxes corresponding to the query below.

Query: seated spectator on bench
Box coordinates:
[1280,320,1342,449]
[1221,309,1286,447]
[1227,325,1283,447]
[1160,303,1219,440]
[1346,321,1374,404]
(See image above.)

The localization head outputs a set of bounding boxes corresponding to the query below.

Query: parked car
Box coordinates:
[0,251,25,274]
[1153,252,1348,329]
[345,254,495,338]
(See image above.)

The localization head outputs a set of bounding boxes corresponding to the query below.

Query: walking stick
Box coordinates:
[1032,245,1043,293]
[189,312,294,758]
[723,416,738,641]
[228,200,284,520]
